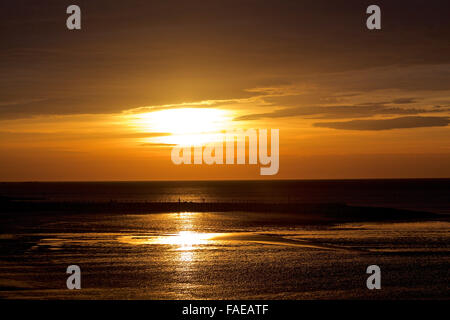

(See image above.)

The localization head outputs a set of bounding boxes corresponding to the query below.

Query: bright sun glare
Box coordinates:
[119,231,219,250]
[131,108,232,146]
[161,231,216,247]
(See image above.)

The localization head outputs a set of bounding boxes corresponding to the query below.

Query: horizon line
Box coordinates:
[1,177,449,183]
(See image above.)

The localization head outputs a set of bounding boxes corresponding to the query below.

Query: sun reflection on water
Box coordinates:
[155,231,218,249]
[118,231,220,251]
[118,212,219,265]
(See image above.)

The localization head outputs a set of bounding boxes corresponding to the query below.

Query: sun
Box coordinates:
[130,108,233,146]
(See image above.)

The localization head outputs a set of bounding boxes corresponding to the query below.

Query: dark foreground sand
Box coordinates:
[0,200,448,299]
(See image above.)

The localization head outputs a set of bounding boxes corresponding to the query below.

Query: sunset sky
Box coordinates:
[1,0,449,180]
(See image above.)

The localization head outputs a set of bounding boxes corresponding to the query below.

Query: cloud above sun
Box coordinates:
[314,116,450,131]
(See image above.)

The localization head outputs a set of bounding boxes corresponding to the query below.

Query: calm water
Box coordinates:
[0,180,449,299]
[1,179,449,212]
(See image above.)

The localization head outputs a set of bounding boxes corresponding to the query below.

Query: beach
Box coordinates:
[0,180,449,299]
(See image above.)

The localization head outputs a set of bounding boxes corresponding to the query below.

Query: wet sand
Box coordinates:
[0,210,448,299]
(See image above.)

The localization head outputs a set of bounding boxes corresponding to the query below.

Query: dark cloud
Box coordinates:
[234,105,449,121]
[391,98,417,104]
[1,1,450,118]
[313,116,450,131]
